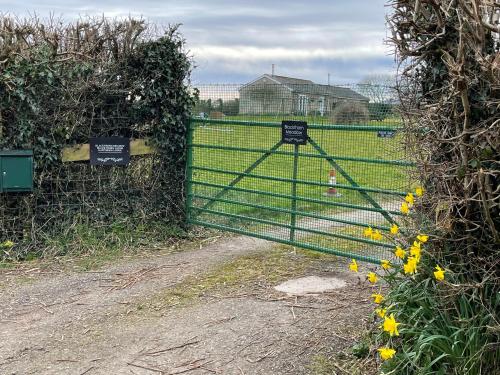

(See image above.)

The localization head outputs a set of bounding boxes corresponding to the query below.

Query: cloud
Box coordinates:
[0,0,396,83]
[192,45,388,62]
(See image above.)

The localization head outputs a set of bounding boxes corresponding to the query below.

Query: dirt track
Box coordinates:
[0,232,379,375]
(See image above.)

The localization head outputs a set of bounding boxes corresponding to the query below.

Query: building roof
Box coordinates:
[265,75,314,85]
[241,74,369,101]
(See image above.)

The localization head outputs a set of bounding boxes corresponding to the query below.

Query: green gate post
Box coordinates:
[290,144,299,241]
[185,119,195,224]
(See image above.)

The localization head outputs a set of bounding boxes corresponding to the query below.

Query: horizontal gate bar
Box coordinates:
[189,143,414,167]
[189,180,403,216]
[191,118,403,132]
[194,207,394,249]
[191,166,407,196]
[188,219,385,264]
[190,193,392,231]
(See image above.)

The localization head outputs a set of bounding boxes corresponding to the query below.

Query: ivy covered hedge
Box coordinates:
[0,17,196,259]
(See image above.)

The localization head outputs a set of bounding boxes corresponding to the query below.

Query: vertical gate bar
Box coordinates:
[185,119,195,224]
[290,144,299,241]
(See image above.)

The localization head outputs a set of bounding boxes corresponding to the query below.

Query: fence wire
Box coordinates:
[0,97,182,257]
[188,81,414,263]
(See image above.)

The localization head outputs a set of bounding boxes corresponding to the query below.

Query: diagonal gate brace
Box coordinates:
[200,140,284,211]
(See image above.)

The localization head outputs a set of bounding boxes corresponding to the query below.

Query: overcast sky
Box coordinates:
[0,1,395,84]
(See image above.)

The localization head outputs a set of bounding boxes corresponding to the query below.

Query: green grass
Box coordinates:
[191,116,408,212]
[224,113,402,126]
[0,261,15,269]
[309,353,376,375]
[189,115,411,261]
[40,220,185,270]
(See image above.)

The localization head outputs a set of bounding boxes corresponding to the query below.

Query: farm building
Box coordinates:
[239,74,369,116]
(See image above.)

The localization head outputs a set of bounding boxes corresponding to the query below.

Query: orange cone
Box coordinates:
[323,169,342,197]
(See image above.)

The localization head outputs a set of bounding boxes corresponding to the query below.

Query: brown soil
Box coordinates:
[0,234,379,375]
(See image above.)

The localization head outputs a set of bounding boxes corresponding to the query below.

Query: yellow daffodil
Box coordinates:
[403,256,418,274]
[381,260,391,270]
[371,230,382,241]
[390,224,399,235]
[367,272,378,284]
[411,241,422,260]
[382,313,401,336]
[417,234,429,243]
[372,293,384,304]
[349,259,358,272]
[378,347,396,361]
[409,244,421,262]
[375,308,387,318]
[1,240,14,248]
[405,192,415,206]
[394,246,406,259]
[415,186,424,197]
[363,227,373,238]
[400,202,409,215]
[434,265,445,281]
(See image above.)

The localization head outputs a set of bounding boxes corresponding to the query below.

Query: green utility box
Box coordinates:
[0,150,34,193]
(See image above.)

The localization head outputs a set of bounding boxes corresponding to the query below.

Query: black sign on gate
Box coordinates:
[90,137,130,166]
[281,121,308,145]
[377,130,396,138]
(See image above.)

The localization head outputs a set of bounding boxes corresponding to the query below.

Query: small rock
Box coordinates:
[274,276,346,295]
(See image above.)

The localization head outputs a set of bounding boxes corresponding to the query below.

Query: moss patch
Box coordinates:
[309,354,340,374]
[145,247,337,311]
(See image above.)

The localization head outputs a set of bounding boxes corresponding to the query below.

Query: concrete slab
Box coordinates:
[274,275,346,295]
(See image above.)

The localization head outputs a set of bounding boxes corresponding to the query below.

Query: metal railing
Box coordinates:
[186,113,413,264]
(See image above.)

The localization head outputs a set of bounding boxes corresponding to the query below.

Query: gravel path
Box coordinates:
[0,207,387,374]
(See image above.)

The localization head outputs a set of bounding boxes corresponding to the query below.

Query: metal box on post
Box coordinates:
[0,150,34,193]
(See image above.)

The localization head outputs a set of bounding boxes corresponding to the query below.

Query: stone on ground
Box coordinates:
[274,276,346,295]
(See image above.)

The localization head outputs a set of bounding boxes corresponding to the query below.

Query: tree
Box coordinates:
[358,74,397,103]
[358,74,398,121]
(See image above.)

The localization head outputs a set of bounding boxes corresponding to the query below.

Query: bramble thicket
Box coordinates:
[347,1,499,374]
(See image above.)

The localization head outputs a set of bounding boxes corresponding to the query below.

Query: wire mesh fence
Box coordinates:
[194,79,398,125]
[0,96,183,256]
[0,90,187,258]
[188,81,414,263]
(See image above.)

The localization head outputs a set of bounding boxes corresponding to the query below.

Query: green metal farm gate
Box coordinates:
[186,119,413,264]
[186,83,413,264]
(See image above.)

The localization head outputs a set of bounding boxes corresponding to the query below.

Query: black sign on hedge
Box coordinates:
[90,137,130,166]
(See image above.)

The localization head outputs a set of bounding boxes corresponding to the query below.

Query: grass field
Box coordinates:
[223,114,402,126]
[188,116,413,261]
